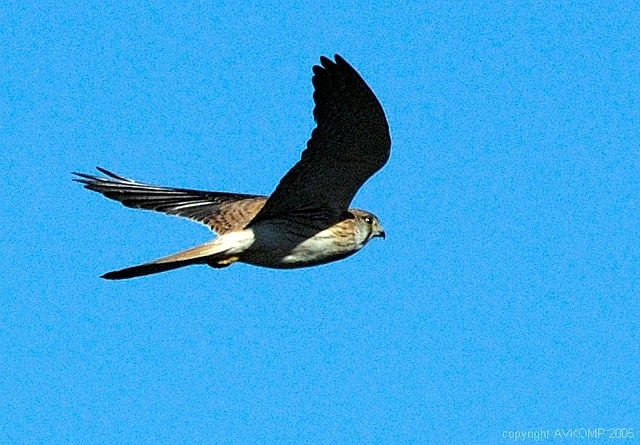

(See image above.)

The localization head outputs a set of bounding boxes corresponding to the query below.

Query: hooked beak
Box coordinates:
[377,229,386,240]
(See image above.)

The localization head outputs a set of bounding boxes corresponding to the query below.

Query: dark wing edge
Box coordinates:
[250,54,391,225]
[73,167,267,234]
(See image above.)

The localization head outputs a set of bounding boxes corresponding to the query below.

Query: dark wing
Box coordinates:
[73,167,267,235]
[249,54,390,226]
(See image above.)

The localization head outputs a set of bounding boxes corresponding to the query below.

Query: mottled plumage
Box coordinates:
[74,54,390,279]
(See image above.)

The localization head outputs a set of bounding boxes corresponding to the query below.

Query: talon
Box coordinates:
[208,256,240,268]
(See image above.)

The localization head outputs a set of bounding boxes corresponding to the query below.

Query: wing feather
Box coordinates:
[73,167,267,234]
[250,54,390,226]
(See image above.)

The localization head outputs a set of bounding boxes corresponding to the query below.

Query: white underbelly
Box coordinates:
[240,223,359,269]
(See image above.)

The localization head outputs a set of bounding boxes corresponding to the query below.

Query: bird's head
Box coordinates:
[349,209,386,241]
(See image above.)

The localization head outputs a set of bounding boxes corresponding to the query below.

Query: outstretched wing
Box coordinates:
[73,167,267,235]
[250,54,390,226]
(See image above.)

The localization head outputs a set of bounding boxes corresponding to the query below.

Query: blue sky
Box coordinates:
[2,0,639,443]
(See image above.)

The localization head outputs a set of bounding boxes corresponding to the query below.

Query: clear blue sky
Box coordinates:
[2,0,639,443]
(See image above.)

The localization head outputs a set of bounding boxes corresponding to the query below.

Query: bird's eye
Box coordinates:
[364,216,372,224]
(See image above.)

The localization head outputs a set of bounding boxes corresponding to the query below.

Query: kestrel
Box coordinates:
[74,54,390,279]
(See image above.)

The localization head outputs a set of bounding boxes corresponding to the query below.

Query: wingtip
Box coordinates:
[318,55,331,68]
[95,167,128,181]
[72,171,94,182]
[316,54,355,75]
[72,167,134,186]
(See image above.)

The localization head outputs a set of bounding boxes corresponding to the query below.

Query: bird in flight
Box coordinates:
[74,54,391,280]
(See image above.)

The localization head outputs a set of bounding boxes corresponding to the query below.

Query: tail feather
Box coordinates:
[101,239,235,280]
[102,261,195,280]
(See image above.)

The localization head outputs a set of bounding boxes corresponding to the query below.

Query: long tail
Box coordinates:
[102,239,240,280]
